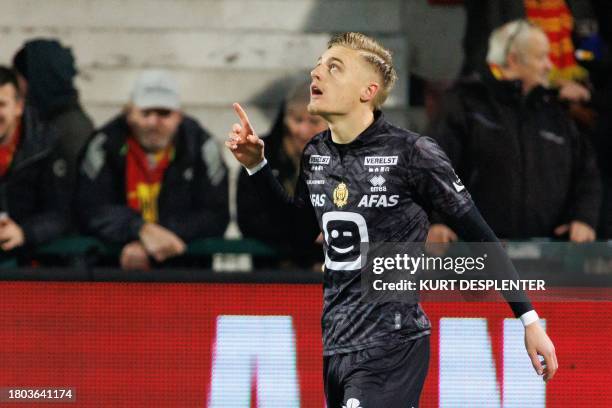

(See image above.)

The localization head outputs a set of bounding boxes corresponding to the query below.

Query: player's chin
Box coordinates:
[306,101,319,115]
[307,101,325,115]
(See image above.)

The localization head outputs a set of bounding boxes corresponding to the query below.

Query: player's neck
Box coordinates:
[328,109,375,145]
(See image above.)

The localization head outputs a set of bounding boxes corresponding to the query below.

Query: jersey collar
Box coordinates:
[326,110,386,149]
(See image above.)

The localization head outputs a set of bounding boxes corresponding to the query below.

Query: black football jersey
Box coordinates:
[295,112,473,354]
[249,111,531,356]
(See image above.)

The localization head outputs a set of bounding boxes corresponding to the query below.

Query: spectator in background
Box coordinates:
[462,0,591,103]
[236,80,327,270]
[77,70,229,270]
[0,66,69,259]
[13,38,94,192]
[427,20,601,243]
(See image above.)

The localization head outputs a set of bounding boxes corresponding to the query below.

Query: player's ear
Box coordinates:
[360,82,380,104]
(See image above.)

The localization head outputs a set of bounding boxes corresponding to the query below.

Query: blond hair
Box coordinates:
[328,32,397,109]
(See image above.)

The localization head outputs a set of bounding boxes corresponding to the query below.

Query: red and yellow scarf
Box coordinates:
[524,0,587,81]
[125,137,174,223]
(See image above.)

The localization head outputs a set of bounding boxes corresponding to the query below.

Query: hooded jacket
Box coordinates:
[13,38,94,191]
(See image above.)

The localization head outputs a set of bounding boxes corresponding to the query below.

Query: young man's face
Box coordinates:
[126,106,182,153]
[0,83,23,144]
[308,46,378,117]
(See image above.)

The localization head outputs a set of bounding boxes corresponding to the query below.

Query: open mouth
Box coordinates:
[311,84,323,97]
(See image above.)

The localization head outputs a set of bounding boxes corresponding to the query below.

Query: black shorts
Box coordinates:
[324,335,430,408]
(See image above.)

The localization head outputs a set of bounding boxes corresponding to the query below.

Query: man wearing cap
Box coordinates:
[77,70,229,269]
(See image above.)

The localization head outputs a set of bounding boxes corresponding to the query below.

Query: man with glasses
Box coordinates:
[428,20,601,244]
[77,70,228,270]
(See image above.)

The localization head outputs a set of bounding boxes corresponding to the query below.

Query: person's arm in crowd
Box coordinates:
[554,120,601,242]
[409,136,558,381]
[17,143,70,246]
[159,136,229,242]
[76,132,146,244]
[554,78,591,103]
[227,103,320,246]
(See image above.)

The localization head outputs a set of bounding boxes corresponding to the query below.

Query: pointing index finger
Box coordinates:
[233,103,253,131]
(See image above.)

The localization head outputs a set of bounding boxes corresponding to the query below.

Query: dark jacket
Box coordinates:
[76,114,229,245]
[0,108,70,247]
[428,69,601,239]
[13,38,94,193]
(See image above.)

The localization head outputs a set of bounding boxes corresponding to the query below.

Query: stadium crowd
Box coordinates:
[0,1,610,270]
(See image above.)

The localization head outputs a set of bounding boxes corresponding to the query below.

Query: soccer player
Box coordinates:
[226,32,557,407]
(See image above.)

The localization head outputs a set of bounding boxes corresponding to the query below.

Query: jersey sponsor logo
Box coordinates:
[343,398,362,408]
[310,194,326,207]
[309,155,330,165]
[322,212,369,270]
[306,179,325,185]
[368,175,386,192]
[357,194,399,208]
[333,182,349,208]
[364,156,398,166]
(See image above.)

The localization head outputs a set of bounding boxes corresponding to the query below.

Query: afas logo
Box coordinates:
[357,194,399,208]
[310,194,326,207]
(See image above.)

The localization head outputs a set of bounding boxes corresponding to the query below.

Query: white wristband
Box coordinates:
[520,310,539,327]
[245,158,268,175]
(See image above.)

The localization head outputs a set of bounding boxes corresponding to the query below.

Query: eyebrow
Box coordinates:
[316,56,345,66]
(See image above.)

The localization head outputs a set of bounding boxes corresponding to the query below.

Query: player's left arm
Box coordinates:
[446,206,558,382]
[409,136,558,382]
